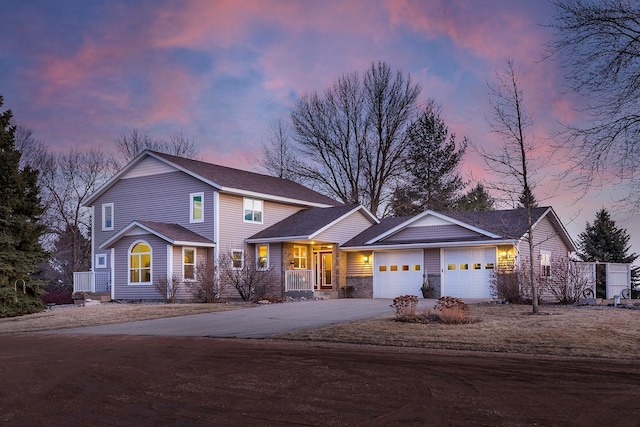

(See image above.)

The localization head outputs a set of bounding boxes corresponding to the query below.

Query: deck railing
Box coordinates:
[73,271,111,293]
[285,270,314,292]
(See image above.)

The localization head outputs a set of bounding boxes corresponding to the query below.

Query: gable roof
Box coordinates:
[99,220,216,249]
[342,206,576,251]
[246,204,378,243]
[85,150,340,208]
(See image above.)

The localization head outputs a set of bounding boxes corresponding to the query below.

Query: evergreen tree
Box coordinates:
[577,208,637,264]
[391,102,467,216]
[454,183,495,212]
[517,187,538,209]
[0,95,47,317]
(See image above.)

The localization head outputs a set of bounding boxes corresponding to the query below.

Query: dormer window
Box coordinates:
[243,198,263,223]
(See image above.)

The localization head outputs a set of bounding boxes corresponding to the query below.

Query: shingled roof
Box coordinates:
[447,207,550,239]
[247,204,376,242]
[342,207,569,248]
[152,152,340,206]
[85,150,341,208]
[99,220,215,249]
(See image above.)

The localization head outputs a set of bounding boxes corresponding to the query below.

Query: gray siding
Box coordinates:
[112,234,167,300]
[171,245,212,300]
[217,193,303,254]
[384,224,481,242]
[314,211,374,245]
[517,216,571,268]
[94,171,215,251]
[423,248,440,276]
[346,251,373,277]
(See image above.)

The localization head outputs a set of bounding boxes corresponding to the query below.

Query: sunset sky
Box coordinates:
[2,0,638,254]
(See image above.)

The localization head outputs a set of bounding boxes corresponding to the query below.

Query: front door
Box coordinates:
[315,251,333,290]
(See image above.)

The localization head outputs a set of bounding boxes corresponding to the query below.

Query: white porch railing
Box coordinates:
[285,270,314,292]
[73,271,111,293]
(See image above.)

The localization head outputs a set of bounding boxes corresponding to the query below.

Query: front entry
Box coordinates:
[314,251,333,290]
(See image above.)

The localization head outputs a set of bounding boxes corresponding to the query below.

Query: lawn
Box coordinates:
[2,301,638,360]
[274,303,640,360]
[0,302,249,333]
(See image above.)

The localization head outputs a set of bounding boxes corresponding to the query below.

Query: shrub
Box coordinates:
[189,261,225,303]
[489,271,524,303]
[152,275,181,303]
[41,283,73,305]
[218,251,280,301]
[545,260,593,305]
[391,295,418,319]
[432,296,470,324]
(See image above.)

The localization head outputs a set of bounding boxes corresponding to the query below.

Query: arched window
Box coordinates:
[130,241,151,284]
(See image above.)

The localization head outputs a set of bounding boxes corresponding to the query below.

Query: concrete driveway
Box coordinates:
[48,298,438,338]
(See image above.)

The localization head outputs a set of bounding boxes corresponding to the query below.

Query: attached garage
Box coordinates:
[443,247,496,298]
[373,250,423,298]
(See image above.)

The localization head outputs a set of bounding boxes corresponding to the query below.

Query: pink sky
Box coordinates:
[1,0,638,255]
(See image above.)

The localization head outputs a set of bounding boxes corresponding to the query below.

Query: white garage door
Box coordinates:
[373,250,423,298]
[443,247,496,298]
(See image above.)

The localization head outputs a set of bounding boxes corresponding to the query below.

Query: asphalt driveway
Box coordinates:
[48,298,438,338]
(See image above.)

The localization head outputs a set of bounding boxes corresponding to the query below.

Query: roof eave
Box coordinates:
[342,239,518,251]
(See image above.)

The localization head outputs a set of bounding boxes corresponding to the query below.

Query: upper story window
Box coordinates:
[102,203,114,231]
[190,192,204,223]
[129,241,152,285]
[540,250,551,278]
[243,198,263,223]
[183,248,196,280]
[256,244,269,270]
[293,245,307,269]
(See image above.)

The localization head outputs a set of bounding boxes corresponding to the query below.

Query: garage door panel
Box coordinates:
[444,248,495,298]
[373,250,423,298]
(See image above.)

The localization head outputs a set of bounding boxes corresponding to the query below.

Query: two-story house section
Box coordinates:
[75,150,378,301]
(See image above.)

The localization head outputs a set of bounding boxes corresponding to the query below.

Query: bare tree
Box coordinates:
[114,128,199,167]
[291,61,421,215]
[39,148,116,283]
[478,58,544,314]
[547,0,640,209]
[217,251,279,301]
[259,118,299,180]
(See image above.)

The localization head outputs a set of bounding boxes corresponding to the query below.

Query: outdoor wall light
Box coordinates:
[363,255,370,264]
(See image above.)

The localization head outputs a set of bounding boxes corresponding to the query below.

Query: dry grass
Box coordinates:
[274,303,640,360]
[3,301,639,360]
[0,302,251,333]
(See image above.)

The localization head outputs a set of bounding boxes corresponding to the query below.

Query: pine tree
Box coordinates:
[577,208,637,264]
[454,183,495,212]
[0,95,48,317]
[391,102,467,216]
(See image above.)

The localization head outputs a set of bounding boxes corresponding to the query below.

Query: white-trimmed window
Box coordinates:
[232,249,244,269]
[243,198,263,223]
[293,245,307,269]
[102,203,114,231]
[540,250,551,278]
[129,241,152,284]
[96,254,107,269]
[183,248,196,280]
[256,244,269,270]
[190,192,204,223]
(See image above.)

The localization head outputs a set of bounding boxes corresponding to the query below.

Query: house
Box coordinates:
[73,150,577,301]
